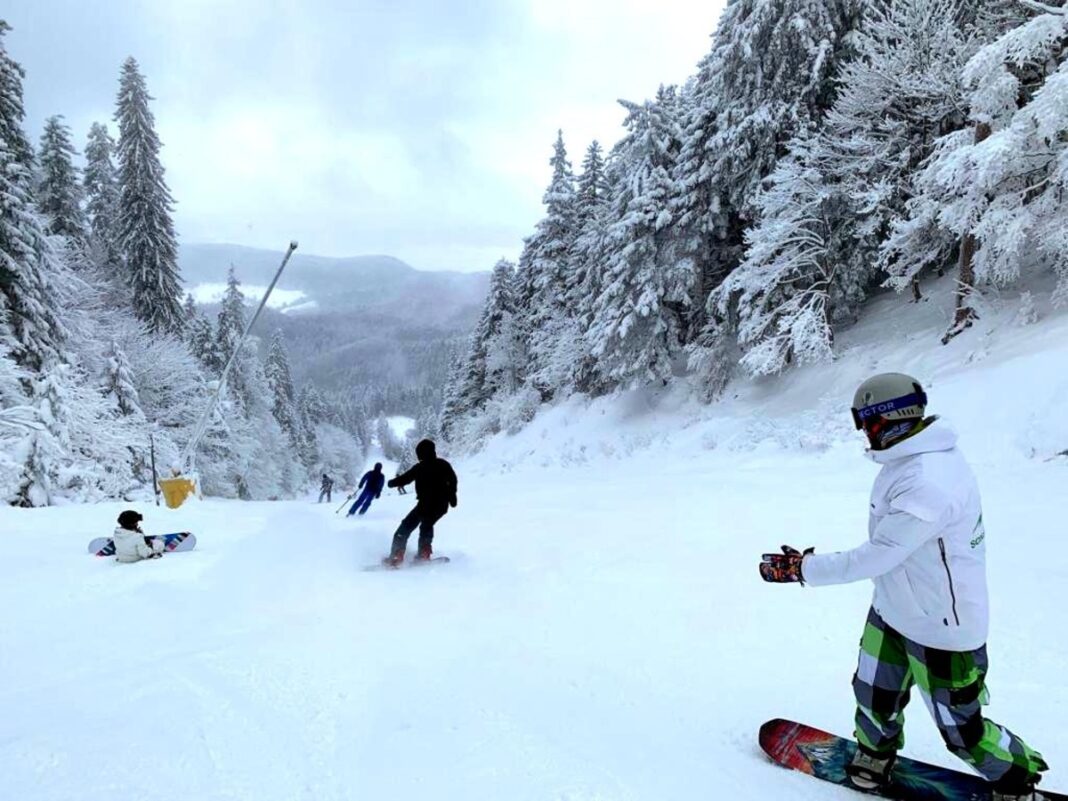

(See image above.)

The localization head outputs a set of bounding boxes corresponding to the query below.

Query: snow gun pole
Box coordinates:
[150,433,160,506]
[179,241,299,472]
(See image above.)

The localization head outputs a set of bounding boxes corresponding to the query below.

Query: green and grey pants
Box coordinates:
[853,608,1047,790]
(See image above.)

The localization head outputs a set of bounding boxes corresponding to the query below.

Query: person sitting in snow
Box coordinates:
[759,373,1048,800]
[383,439,457,566]
[113,510,164,563]
[318,473,334,503]
[347,463,385,516]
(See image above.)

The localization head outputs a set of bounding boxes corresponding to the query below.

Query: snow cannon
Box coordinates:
[158,473,198,509]
[164,241,298,509]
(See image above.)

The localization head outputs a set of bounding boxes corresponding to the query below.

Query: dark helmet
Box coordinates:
[415,439,437,461]
[117,509,143,530]
[374,462,382,471]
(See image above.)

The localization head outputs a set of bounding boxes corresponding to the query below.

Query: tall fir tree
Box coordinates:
[514,131,578,397]
[0,22,32,170]
[114,57,183,335]
[586,91,690,389]
[37,115,89,255]
[83,122,122,275]
[264,329,304,455]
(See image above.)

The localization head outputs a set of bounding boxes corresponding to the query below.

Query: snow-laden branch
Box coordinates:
[1020,1,1066,16]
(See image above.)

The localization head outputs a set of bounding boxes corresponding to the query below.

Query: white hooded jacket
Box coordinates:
[113,526,162,563]
[802,421,989,651]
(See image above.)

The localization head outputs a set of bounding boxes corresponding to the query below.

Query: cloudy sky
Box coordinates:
[6,0,726,272]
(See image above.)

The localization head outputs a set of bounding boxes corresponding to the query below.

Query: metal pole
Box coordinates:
[179,241,299,471]
[150,433,160,506]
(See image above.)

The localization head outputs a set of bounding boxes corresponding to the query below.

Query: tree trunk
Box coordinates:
[943,122,992,345]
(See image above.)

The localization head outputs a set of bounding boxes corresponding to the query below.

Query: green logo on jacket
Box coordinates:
[970,514,985,549]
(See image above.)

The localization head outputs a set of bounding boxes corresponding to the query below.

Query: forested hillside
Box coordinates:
[442,1,1067,448]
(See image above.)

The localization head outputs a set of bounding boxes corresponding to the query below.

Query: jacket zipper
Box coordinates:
[938,538,960,626]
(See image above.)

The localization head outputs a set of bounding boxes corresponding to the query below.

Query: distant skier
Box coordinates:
[759,374,1048,800]
[394,462,409,495]
[347,463,385,516]
[383,439,457,566]
[318,473,334,503]
[113,510,164,563]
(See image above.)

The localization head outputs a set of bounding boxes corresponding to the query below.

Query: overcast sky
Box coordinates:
[6,0,726,272]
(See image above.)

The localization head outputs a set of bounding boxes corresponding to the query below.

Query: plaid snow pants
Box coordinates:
[853,608,1047,789]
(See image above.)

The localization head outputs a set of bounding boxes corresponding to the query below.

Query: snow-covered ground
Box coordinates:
[2,279,1066,801]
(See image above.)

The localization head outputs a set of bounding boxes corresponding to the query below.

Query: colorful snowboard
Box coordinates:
[759,719,1063,801]
[87,532,196,557]
[362,555,450,572]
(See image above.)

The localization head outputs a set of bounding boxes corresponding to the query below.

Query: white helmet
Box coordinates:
[851,373,928,449]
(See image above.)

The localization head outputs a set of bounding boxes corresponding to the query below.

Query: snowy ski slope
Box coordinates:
[1,278,1065,801]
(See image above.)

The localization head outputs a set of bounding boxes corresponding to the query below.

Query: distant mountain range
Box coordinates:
[179,243,489,404]
[180,243,489,326]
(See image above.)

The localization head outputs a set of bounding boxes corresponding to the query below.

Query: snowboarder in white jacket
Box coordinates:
[113,510,164,563]
[760,373,1048,801]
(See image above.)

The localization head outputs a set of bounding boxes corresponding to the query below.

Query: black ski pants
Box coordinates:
[390,501,448,558]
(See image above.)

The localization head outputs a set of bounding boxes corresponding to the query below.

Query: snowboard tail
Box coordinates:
[87,532,196,557]
[759,719,1063,801]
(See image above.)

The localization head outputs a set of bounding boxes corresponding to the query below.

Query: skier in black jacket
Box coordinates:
[384,439,457,565]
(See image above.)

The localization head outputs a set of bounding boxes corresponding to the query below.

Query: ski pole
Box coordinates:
[335,493,357,515]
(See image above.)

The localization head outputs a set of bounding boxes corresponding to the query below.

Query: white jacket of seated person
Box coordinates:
[801,421,989,652]
[113,526,164,563]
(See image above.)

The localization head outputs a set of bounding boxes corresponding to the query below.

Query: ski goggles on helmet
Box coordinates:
[851,391,927,430]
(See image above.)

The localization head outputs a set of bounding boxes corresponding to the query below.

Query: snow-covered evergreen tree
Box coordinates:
[514,131,578,397]
[37,115,89,256]
[885,5,1068,318]
[0,22,33,170]
[567,141,613,393]
[104,339,143,417]
[264,329,304,455]
[673,0,863,310]
[720,0,978,375]
[114,57,183,335]
[586,91,690,388]
[83,122,122,275]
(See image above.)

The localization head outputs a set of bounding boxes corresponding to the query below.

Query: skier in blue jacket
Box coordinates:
[347,463,385,516]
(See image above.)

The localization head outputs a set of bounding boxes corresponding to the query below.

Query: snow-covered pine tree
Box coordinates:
[713,134,852,376]
[703,0,861,219]
[264,329,304,455]
[451,258,521,426]
[675,0,863,311]
[514,131,578,398]
[114,57,183,335]
[568,141,612,393]
[586,90,690,389]
[215,266,245,369]
[719,0,979,376]
[36,116,89,258]
[0,22,33,171]
[104,339,143,417]
[83,122,122,275]
[0,29,68,375]
[884,5,1068,320]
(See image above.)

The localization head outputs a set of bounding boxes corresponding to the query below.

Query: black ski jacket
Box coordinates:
[389,458,457,509]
